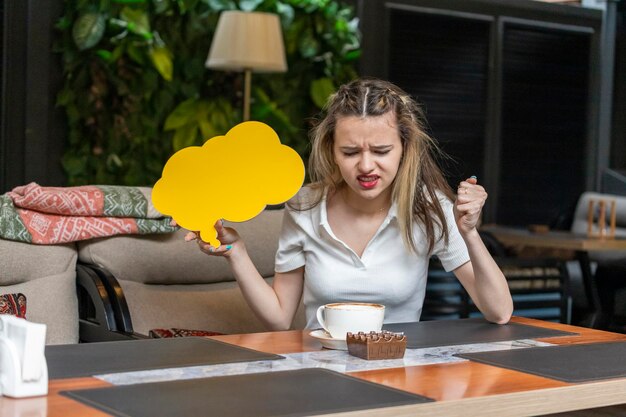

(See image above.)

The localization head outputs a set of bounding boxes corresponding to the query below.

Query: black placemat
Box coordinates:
[383,318,577,349]
[457,341,626,383]
[61,368,433,417]
[46,337,283,379]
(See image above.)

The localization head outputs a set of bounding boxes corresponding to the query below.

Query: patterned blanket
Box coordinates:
[0,183,177,244]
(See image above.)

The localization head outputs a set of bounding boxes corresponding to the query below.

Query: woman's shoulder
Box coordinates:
[420,186,453,206]
[434,189,454,205]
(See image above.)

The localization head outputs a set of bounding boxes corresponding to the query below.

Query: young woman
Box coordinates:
[191,78,513,330]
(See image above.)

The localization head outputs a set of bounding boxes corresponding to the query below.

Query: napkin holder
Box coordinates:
[0,315,48,398]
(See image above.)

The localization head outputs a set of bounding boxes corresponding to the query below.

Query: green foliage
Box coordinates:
[56,0,360,186]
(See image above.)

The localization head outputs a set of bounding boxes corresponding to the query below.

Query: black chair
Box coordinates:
[422,262,470,321]
[496,256,571,324]
[594,259,626,333]
[423,231,572,323]
[484,230,571,323]
[76,263,145,342]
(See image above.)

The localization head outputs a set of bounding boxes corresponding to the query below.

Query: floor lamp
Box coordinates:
[205,11,287,122]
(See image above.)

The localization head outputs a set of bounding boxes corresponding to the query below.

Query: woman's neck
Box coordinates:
[336,187,391,216]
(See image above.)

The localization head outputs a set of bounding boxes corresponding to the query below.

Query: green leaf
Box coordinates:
[299,31,319,58]
[149,46,173,81]
[344,49,361,61]
[198,119,216,140]
[310,77,335,109]
[72,13,106,51]
[177,0,199,13]
[126,44,146,65]
[276,3,295,26]
[209,110,228,132]
[96,49,112,61]
[203,0,236,11]
[347,16,359,33]
[107,153,124,169]
[153,0,171,14]
[55,16,72,30]
[252,102,272,119]
[239,0,263,12]
[194,100,213,122]
[172,124,199,150]
[110,45,125,62]
[62,154,87,176]
[120,7,151,36]
[164,99,198,130]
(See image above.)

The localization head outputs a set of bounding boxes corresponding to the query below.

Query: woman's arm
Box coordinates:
[453,237,513,324]
[194,221,304,331]
[453,178,513,324]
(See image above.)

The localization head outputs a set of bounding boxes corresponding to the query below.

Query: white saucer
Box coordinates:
[309,329,348,350]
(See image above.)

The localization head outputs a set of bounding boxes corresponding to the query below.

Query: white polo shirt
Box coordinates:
[275,187,470,329]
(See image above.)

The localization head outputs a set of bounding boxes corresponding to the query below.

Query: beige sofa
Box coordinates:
[77,208,305,337]
[0,240,79,344]
[0,208,305,344]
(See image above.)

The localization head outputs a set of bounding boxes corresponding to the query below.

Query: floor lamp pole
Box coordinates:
[243,68,252,121]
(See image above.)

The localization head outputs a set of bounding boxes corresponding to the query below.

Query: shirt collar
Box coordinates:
[319,188,330,231]
[318,187,398,232]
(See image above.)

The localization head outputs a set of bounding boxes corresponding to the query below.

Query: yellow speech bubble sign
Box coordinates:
[152,121,305,247]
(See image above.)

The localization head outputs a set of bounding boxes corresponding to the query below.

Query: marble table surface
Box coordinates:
[98,338,552,386]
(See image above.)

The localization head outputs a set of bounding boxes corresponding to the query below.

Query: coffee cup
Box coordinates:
[316,302,385,339]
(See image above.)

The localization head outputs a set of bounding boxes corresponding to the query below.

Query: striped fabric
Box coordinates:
[0,183,176,244]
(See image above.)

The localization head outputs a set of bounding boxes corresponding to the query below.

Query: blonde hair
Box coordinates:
[296,77,454,254]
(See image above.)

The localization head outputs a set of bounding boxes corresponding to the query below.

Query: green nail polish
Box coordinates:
[470,175,477,179]
[226,245,232,250]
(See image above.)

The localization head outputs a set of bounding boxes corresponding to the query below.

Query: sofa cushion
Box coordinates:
[77,209,284,285]
[5,271,79,345]
[0,239,79,344]
[118,279,270,335]
[0,293,27,318]
[0,239,77,285]
[117,276,306,335]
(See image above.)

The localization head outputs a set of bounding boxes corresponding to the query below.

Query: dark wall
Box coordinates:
[387,11,490,182]
[1,0,65,193]
[358,0,605,226]
[499,25,590,224]
[611,6,626,174]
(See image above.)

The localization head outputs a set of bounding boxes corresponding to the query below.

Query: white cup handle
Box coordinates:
[316,305,328,333]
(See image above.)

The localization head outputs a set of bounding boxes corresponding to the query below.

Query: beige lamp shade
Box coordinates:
[206,11,287,73]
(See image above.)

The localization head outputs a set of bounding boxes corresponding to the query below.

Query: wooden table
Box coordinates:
[481,225,626,252]
[3,317,626,417]
[481,225,626,328]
